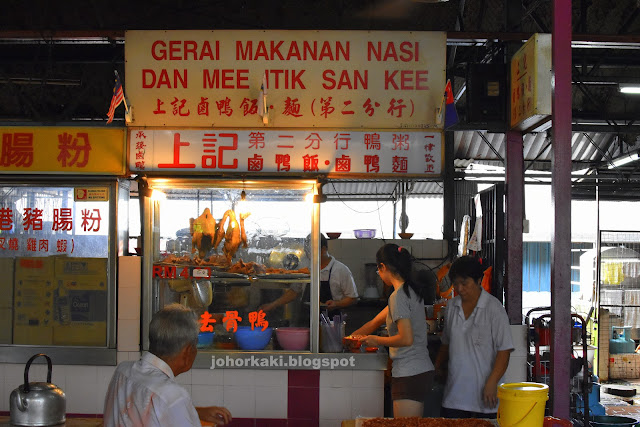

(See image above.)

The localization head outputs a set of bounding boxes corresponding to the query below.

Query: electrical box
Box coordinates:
[466,63,507,124]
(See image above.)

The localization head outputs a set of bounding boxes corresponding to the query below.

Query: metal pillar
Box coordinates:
[505,131,524,325]
[550,0,573,418]
[443,132,456,258]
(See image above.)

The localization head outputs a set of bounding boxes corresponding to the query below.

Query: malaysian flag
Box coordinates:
[106,72,125,124]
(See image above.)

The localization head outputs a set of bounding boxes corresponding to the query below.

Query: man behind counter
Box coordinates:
[260,233,358,313]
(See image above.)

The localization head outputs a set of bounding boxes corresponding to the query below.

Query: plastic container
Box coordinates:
[275,327,310,351]
[354,229,376,239]
[197,331,215,349]
[234,326,273,350]
[497,382,549,427]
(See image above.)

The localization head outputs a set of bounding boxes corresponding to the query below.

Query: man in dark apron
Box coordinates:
[260,234,358,324]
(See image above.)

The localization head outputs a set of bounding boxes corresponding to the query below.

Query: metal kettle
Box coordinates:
[10,353,66,426]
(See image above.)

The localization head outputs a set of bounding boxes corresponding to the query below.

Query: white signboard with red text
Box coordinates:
[129,129,442,177]
[124,30,446,129]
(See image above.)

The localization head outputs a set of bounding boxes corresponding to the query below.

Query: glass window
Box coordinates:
[0,185,111,347]
[148,181,315,351]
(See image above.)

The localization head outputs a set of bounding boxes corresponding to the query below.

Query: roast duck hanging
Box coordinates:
[190,208,250,263]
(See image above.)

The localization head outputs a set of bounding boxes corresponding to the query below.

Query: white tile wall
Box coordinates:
[0,361,384,419]
[255,385,288,418]
[117,256,141,352]
[191,367,224,385]
[191,384,224,407]
[320,369,353,388]
[319,386,352,420]
[65,365,98,413]
[320,370,384,425]
[328,239,447,295]
[351,387,384,419]
[223,385,256,418]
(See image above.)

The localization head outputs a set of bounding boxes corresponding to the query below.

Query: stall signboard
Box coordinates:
[0,127,125,175]
[124,30,446,129]
[129,129,442,176]
[510,33,552,132]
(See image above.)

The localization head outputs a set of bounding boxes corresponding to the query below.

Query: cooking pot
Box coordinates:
[10,353,66,426]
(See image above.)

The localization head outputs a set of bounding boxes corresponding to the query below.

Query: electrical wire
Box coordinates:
[329,181,393,213]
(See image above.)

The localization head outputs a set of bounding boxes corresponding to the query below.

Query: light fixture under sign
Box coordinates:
[619,83,640,95]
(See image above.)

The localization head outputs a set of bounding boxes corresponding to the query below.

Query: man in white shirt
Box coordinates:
[104,304,232,426]
[260,233,358,313]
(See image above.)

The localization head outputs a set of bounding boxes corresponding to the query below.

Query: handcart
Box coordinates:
[525,307,592,426]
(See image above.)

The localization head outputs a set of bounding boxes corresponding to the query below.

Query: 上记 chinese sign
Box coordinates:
[510,33,552,132]
[0,127,125,174]
[130,129,442,177]
[124,30,446,129]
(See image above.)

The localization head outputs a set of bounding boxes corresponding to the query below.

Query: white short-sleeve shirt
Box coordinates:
[441,289,514,413]
[322,256,358,300]
[292,255,359,300]
[103,352,201,427]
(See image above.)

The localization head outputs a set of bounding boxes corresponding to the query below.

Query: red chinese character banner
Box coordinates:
[129,129,442,176]
[124,30,446,129]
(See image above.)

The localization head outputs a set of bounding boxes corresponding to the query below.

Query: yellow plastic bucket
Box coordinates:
[497,382,549,427]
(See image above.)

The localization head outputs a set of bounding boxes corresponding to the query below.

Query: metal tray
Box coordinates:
[254,273,310,280]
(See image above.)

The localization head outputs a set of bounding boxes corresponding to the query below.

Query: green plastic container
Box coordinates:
[590,415,639,427]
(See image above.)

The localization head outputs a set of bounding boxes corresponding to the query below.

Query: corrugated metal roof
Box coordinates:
[454,130,622,171]
[324,180,444,199]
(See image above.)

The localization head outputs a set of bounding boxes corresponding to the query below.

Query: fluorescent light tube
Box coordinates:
[608,153,640,169]
[619,84,640,94]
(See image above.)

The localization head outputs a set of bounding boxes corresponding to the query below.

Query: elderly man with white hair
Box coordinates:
[104,304,232,426]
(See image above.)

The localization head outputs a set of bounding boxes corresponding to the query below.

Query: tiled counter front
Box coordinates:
[0,360,384,427]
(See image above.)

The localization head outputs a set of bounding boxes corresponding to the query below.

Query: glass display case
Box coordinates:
[0,181,118,352]
[142,178,319,352]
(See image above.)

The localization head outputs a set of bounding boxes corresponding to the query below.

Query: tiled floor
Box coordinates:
[602,379,640,418]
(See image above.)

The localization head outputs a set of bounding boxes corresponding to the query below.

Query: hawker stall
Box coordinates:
[125,28,446,423]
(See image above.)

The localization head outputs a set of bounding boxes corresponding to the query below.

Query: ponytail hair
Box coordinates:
[376,243,425,302]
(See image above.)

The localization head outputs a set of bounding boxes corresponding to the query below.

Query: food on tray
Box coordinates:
[362,417,494,426]
[190,208,217,258]
[228,260,267,275]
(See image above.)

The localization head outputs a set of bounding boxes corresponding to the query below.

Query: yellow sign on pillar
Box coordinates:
[510,34,552,132]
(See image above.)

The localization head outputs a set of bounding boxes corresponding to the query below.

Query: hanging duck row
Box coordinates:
[189,207,250,263]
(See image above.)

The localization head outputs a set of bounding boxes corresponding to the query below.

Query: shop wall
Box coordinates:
[327,238,448,297]
[0,257,383,425]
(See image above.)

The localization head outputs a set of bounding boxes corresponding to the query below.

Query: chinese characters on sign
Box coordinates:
[0,206,105,255]
[124,30,446,128]
[131,130,442,176]
[509,33,552,131]
[200,310,269,333]
[0,127,125,174]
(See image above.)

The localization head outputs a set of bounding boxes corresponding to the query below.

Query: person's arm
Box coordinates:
[259,288,299,312]
[196,406,232,425]
[482,350,511,408]
[351,306,389,336]
[326,296,357,309]
[362,317,413,348]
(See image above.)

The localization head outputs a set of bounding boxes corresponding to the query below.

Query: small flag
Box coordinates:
[107,72,125,124]
[444,79,459,129]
